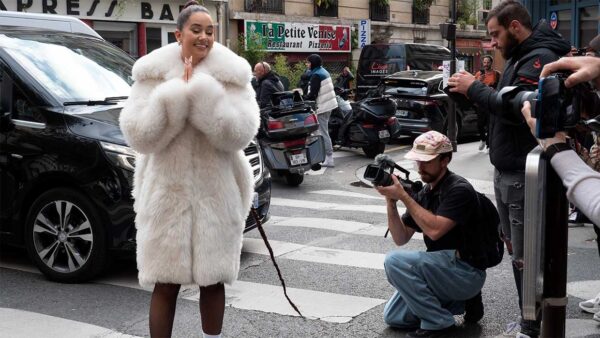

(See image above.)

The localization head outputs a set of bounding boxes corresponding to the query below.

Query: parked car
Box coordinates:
[0,24,271,283]
[356,43,451,100]
[381,70,479,138]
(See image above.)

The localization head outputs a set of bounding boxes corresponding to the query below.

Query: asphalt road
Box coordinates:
[1,139,599,338]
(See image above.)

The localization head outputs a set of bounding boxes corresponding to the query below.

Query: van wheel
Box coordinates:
[362,142,386,158]
[24,188,107,283]
[284,173,304,186]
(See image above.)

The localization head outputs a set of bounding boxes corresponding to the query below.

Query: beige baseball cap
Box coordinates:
[405,131,453,162]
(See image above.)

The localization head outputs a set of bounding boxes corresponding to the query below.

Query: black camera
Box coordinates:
[364,154,423,193]
[492,73,596,138]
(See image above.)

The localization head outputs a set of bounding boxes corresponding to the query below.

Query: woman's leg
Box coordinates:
[199,283,225,335]
[149,283,181,338]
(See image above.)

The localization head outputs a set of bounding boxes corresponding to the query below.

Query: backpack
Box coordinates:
[440,173,504,270]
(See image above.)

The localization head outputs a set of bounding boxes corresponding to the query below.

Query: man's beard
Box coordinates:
[500,31,519,59]
[419,169,440,183]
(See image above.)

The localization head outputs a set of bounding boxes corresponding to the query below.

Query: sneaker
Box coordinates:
[515,333,531,338]
[503,317,522,336]
[321,155,335,167]
[479,141,485,151]
[406,325,456,338]
[464,291,484,323]
[594,311,600,322]
[579,293,600,314]
[453,314,465,328]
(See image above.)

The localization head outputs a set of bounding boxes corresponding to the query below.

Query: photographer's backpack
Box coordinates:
[441,174,504,270]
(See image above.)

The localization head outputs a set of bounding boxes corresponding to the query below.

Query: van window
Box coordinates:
[361,45,405,59]
[0,33,133,103]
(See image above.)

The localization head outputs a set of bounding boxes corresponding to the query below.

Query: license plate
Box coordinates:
[397,110,409,117]
[252,192,259,209]
[290,152,308,165]
[379,130,390,139]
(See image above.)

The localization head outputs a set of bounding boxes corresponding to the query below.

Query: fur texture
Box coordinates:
[119,42,259,288]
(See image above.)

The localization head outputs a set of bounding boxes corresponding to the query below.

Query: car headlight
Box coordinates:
[100,141,136,172]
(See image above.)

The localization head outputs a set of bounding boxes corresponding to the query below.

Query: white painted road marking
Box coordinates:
[271,197,389,214]
[183,280,386,323]
[243,238,386,270]
[268,216,424,240]
[0,308,142,338]
[309,189,384,200]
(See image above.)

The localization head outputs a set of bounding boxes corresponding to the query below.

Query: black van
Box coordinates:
[0,27,271,282]
[356,43,451,99]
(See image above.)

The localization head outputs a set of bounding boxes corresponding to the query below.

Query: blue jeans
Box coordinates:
[383,250,485,330]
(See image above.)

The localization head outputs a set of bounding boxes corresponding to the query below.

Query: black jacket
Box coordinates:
[256,71,284,108]
[467,21,570,171]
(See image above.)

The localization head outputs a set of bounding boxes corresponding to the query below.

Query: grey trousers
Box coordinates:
[317,111,333,156]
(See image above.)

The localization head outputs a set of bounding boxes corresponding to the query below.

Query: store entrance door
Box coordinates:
[94,21,138,57]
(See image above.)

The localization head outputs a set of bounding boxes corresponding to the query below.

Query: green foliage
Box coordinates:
[457,0,479,26]
[272,54,307,91]
[413,0,434,11]
[236,33,270,68]
[351,28,358,50]
[315,0,336,9]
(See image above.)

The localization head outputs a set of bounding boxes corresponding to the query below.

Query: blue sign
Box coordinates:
[358,19,370,49]
[549,11,558,30]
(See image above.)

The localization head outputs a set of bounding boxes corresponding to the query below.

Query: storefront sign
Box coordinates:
[358,19,370,49]
[0,0,214,24]
[549,11,558,30]
[245,20,351,53]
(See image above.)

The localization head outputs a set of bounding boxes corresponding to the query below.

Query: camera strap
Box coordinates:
[250,208,303,318]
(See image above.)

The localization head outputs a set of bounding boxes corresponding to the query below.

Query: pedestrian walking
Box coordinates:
[119,1,259,337]
[253,61,284,108]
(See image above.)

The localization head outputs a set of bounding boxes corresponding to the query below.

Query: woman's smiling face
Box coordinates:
[175,11,214,65]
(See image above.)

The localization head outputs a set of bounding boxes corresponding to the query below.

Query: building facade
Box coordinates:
[228,0,489,73]
[0,0,228,57]
[522,0,599,48]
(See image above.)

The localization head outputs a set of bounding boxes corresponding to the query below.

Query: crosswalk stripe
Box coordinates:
[270,197,389,214]
[268,216,424,240]
[0,308,142,338]
[332,150,360,158]
[182,280,386,323]
[242,238,386,270]
[309,190,383,200]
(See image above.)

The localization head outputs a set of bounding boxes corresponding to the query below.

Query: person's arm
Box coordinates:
[304,75,321,100]
[385,198,415,246]
[551,150,600,224]
[376,175,459,241]
[119,77,189,154]
[187,73,260,152]
[541,56,600,89]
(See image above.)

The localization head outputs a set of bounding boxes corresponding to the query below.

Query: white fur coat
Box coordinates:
[119,42,259,288]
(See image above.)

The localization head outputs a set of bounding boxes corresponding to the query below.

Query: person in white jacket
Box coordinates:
[521,55,600,322]
[119,1,259,337]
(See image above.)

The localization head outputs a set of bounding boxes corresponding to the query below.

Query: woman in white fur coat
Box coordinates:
[119,2,259,337]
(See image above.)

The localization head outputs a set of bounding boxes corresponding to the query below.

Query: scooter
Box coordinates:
[258,91,325,186]
[329,88,401,158]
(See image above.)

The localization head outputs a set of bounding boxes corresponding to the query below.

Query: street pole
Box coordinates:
[541,166,568,337]
[447,0,458,151]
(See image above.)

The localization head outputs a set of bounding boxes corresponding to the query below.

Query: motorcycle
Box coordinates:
[258,91,325,186]
[329,87,401,158]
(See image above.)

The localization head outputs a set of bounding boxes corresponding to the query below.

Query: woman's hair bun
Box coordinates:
[183,0,199,10]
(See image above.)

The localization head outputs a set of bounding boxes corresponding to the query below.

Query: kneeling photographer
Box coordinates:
[373,131,499,337]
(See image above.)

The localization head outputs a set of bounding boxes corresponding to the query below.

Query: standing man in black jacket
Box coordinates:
[447,1,570,337]
[254,61,284,108]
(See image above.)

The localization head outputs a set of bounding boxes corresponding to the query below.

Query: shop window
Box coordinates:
[147,27,162,53]
[168,32,177,44]
[550,0,571,4]
[579,6,598,48]
[556,10,572,45]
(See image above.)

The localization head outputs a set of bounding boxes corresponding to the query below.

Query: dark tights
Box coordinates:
[149,283,225,338]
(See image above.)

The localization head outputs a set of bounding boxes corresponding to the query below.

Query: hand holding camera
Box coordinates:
[365,154,423,202]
